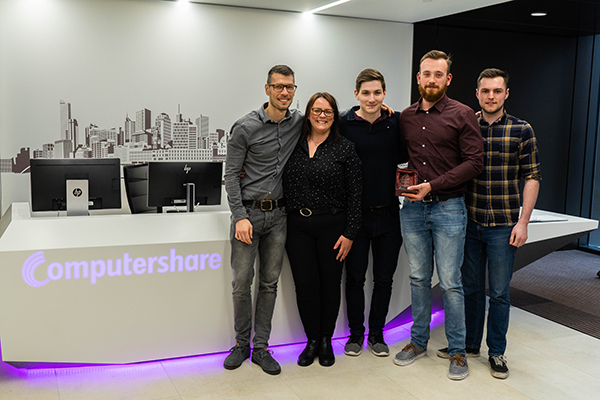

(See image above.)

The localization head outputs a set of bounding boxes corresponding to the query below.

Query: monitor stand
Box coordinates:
[185,182,195,213]
[66,179,89,216]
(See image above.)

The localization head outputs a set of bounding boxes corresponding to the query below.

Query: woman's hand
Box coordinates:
[333,235,353,261]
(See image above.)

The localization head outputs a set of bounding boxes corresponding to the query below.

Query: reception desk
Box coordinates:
[0,203,596,366]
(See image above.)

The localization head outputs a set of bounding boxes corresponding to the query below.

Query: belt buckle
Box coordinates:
[299,208,312,217]
[422,193,433,203]
[260,200,274,211]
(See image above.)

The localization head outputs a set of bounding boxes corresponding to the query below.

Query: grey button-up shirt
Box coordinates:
[224,103,303,223]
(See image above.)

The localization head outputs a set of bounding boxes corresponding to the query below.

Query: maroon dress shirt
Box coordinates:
[398,95,483,195]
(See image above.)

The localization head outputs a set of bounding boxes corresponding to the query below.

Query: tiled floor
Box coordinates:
[1,307,599,400]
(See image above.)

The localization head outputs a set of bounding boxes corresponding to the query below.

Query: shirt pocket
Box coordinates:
[491,138,519,165]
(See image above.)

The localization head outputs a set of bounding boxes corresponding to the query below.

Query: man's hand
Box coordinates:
[403,182,432,201]
[333,235,353,261]
[235,218,253,244]
[509,221,528,248]
[381,103,394,116]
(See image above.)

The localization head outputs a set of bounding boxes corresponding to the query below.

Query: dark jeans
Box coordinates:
[230,206,287,348]
[345,205,402,337]
[285,211,346,340]
[462,220,516,356]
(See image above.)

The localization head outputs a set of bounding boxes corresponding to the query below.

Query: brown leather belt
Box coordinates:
[422,192,463,203]
[242,198,286,211]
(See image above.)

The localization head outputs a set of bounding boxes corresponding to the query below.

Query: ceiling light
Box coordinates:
[305,0,352,15]
[531,12,547,17]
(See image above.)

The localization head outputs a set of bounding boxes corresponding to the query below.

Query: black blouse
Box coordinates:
[283,135,362,240]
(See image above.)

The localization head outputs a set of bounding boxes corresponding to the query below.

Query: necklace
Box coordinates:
[309,136,327,146]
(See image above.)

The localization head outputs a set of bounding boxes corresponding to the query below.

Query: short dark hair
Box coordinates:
[301,92,341,142]
[355,68,386,92]
[420,50,452,74]
[267,65,295,85]
[477,68,509,88]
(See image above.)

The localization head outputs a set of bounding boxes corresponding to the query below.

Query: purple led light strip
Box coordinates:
[7,309,446,376]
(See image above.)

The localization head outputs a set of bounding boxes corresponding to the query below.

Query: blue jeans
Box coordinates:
[462,220,516,357]
[345,205,402,337]
[400,197,467,356]
[230,206,287,348]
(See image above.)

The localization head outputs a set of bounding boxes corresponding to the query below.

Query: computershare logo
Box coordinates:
[22,249,222,287]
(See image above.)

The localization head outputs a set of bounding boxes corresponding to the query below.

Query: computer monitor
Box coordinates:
[123,164,157,214]
[30,158,121,215]
[147,161,222,212]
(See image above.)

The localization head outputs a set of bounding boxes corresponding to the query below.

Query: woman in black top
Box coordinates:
[283,92,362,367]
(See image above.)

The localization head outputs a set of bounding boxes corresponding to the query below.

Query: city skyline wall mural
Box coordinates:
[3,100,228,176]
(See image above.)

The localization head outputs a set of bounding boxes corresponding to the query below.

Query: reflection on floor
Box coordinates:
[0,307,599,400]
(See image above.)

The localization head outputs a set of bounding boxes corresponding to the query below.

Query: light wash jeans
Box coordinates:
[230,206,287,349]
[400,196,467,356]
[462,220,517,357]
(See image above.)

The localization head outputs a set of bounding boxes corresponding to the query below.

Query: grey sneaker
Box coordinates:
[436,346,480,359]
[394,343,426,366]
[251,348,281,375]
[368,334,389,357]
[448,353,469,380]
[489,355,509,379]
[223,342,250,370]
[344,335,364,356]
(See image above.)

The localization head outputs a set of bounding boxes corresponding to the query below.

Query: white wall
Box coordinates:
[0,0,413,214]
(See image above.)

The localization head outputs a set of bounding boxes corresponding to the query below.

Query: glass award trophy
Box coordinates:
[395,168,418,195]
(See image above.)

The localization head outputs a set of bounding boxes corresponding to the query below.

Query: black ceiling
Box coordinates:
[419,0,600,38]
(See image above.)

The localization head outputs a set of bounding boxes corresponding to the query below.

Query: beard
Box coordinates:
[419,83,447,103]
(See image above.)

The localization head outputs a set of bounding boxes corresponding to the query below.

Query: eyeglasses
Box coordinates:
[310,108,334,117]
[268,84,297,93]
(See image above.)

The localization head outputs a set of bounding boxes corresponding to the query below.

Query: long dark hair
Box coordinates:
[301,92,341,143]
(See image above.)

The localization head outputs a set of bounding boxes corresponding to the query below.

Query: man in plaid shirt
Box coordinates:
[436,68,541,379]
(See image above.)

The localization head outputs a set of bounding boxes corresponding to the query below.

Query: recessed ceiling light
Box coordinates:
[305,0,351,15]
[531,12,547,17]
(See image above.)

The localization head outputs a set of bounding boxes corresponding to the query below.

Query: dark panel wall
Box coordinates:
[567,35,594,221]
[412,24,579,214]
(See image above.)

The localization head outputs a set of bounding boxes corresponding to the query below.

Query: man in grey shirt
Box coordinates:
[223,65,302,375]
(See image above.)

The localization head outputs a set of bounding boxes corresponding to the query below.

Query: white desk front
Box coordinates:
[0,203,412,365]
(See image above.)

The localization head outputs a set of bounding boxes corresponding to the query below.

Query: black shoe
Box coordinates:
[367,333,390,357]
[489,355,509,379]
[298,339,319,367]
[251,348,281,375]
[223,342,250,370]
[344,335,364,356]
[318,337,335,367]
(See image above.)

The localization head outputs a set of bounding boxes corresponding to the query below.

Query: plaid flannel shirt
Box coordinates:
[466,112,541,227]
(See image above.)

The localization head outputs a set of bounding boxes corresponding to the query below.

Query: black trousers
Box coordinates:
[344,206,402,337]
[285,211,346,340]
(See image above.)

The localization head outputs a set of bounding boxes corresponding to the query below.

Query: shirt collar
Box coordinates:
[348,105,389,124]
[478,110,507,127]
[416,94,449,114]
[258,102,291,123]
